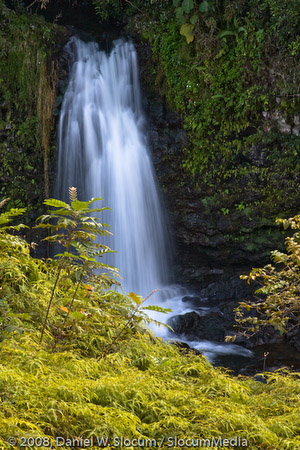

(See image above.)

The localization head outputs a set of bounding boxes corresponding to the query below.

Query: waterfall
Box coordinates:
[56,37,171,297]
[56,36,253,367]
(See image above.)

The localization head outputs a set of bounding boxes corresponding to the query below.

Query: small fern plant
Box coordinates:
[104,290,172,354]
[35,187,118,343]
[0,198,28,250]
[0,199,31,339]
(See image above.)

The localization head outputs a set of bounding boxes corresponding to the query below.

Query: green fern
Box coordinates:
[35,187,118,344]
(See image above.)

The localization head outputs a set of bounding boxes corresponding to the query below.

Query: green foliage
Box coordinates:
[93,0,123,21]
[249,0,300,46]
[127,0,300,258]
[0,1,57,111]
[0,193,169,357]
[1,194,300,449]
[139,8,268,180]
[106,291,171,354]
[93,0,166,21]
[36,187,115,271]
[0,0,64,218]
[35,187,118,343]
[0,199,45,340]
[235,214,300,337]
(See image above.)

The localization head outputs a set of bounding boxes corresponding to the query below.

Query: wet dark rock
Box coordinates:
[238,341,300,376]
[226,326,283,349]
[253,375,267,383]
[209,268,224,275]
[181,296,203,306]
[168,311,232,342]
[287,333,300,352]
[198,276,253,302]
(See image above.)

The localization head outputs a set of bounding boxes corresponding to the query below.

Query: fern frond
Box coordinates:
[69,186,78,203]
[43,199,69,209]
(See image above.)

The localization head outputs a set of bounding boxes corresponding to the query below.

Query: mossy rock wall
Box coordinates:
[126,1,300,287]
[0,1,67,223]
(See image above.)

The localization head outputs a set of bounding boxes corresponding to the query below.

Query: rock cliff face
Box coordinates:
[133,43,258,298]
[132,39,299,308]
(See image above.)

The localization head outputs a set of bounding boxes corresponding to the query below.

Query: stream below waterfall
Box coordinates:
[56,35,255,371]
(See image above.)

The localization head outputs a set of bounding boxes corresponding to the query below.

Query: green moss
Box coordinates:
[126,1,300,259]
[0,1,65,219]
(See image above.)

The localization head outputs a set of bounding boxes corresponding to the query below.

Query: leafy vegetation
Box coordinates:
[235,214,300,338]
[1,3,300,446]
[35,186,118,343]
[133,0,300,180]
[92,0,165,21]
[1,199,300,449]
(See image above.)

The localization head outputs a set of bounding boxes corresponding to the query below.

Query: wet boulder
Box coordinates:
[167,311,232,342]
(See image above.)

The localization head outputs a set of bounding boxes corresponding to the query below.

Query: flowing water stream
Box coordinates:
[57,37,171,297]
[56,36,252,365]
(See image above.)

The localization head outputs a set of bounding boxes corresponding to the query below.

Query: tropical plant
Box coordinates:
[0,198,34,339]
[234,214,300,337]
[35,186,118,343]
[0,197,27,241]
[0,189,170,354]
[104,290,171,354]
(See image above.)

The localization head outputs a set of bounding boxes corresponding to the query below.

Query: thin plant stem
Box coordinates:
[52,274,83,351]
[263,352,269,372]
[103,290,158,356]
[40,266,62,344]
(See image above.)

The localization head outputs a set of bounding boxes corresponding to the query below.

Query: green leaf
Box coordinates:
[43,199,70,209]
[218,30,237,39]
[190,14,198,25]
[69,311,86,320]
[34,222,52,229]
[181,0,194,14]
[71,200,91,211]
[173,0,180,6]
[180,23,194,43]
[176,7,184,20]
[88,197,103,204]
[238,26,247,34]
[55,251,79,259]
[199,0,209,13]
[142,306,172,314]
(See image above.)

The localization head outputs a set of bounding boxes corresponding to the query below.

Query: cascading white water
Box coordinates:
[56,37,171,297]
[56,36,253,365]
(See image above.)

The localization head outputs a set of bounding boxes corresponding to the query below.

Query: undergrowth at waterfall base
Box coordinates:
[1,204,300,449]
